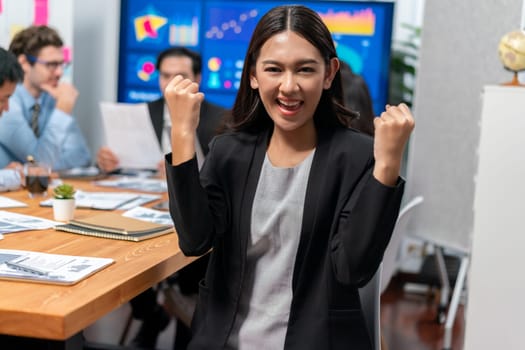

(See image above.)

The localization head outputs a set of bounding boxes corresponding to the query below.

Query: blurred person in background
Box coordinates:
[0,25,91,171]
[339,60,375,137]
[0,47,25,191]
[97,47,226,178]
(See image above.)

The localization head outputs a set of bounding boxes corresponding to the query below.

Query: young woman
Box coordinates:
[164,5,414,350]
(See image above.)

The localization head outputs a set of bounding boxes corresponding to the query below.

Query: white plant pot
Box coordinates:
[53,198,76,222]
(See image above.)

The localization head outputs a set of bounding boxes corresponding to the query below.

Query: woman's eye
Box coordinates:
[299,66,315,73]
[264,66,281,72]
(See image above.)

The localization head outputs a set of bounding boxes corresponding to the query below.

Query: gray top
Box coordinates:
[227,150,315,349]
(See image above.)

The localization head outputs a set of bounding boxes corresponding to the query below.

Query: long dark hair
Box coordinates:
[223,5,357,133]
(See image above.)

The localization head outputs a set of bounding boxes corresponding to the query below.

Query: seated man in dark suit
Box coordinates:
[97,47,226,174]
[97,47,226,349]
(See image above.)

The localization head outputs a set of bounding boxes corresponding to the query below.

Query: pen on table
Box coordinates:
[115,195,142,210]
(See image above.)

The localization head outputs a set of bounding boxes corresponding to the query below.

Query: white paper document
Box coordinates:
[0,210,60,235]
[40,191,143,210]
[0,249,114,285]
[0,195,28,208]
[99,102,163,169]
[95,177,168,193]
[123,206,174,226]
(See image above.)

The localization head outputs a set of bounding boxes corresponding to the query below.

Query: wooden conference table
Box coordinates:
[0,178,195,349]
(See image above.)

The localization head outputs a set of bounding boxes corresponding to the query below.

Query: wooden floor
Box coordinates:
[380,275,465,350]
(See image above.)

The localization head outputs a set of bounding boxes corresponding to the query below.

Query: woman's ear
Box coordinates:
[323,57,340,89]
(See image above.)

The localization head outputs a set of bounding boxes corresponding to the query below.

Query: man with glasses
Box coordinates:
[0,25,91,170]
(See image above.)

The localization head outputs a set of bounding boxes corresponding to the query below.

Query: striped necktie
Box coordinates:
[31,103,41,137]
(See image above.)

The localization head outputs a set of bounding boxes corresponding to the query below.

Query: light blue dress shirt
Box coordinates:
[0,84,91,171]
[0,169,21,192]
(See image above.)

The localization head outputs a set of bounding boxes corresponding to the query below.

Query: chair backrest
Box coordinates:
[380,196,424,294]
[358,263,382,350]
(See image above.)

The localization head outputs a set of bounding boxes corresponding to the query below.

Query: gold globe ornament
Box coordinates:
[498,29,525,86]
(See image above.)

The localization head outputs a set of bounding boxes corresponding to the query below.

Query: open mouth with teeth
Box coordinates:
[277,99,303,112]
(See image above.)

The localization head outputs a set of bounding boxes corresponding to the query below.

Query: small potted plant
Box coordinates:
[52,183,76,221]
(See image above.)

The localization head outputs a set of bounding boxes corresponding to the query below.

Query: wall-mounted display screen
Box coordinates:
[118,0,394,115]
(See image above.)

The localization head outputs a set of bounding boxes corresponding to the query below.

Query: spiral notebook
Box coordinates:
[54,212,174,242]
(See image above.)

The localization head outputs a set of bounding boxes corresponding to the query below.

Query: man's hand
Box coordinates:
[4,161,22,170]
[97,146,120,173]
[41,82,79,114]
[4,162,24,184]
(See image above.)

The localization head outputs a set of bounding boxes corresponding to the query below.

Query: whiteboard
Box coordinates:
[464,86,525,349]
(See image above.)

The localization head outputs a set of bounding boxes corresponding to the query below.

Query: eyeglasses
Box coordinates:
[25,54,70,71]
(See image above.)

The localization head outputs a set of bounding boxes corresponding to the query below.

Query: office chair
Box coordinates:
[357,196,424,350]
[380,195,424,294]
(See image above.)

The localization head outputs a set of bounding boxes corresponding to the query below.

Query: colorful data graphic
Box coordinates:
[134,13,167,41]
[169,16,199,46]
[124,1,201,49]
[136,57,157,82]
[118,0,394,114]
[201,4,381,96]
[119,0,202,102]
[206,57,221,89]
[204,8,260,40]
[319,8,376,36]
[201,2,279,95]
[313,8,377,76]
[121,51,162,101]
[314,4,392,114]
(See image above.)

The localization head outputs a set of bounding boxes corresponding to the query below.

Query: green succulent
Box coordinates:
[53,183,76,199]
